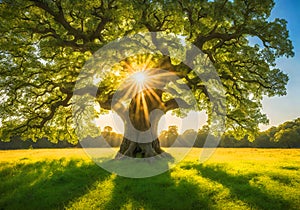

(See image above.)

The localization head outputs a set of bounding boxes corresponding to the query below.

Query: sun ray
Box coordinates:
[141,92,150,126]
[120,81,138,101]
[123,61,136,74]
[143,54,153,70]
[135,91,142,117]
[144,84,162,103]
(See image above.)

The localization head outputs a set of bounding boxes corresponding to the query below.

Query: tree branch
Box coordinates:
[164,98,193,112]
[30,0,88,42]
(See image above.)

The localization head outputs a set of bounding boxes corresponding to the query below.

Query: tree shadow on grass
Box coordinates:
[102,160,295,210]
[182,163,293,210]
[103,171,213,210]
[2,157,295,209]
[0,158,110,210]
[101,157,217,210]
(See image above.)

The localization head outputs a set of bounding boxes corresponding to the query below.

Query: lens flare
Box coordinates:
[132,71,148,85]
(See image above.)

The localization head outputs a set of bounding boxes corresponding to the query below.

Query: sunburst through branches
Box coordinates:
[117,54,176,128]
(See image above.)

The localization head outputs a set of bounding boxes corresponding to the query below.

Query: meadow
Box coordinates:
[0,148,299,210]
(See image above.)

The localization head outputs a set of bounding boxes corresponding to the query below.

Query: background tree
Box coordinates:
[179,129,198,147]
[159,125,179,147]
[101,126,123,147]
[0,0,294,158]
[103,126,113,133]
[166,125,179,147]
[194,125,209,147]
[252,130,274,148]
[272,119,300,148]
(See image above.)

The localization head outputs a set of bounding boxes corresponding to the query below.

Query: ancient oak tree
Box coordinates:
[0,0,293,157]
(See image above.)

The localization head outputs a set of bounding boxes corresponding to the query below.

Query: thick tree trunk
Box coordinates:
[116,137,163,158]
[115,112,165,159]
[115,89,167,159]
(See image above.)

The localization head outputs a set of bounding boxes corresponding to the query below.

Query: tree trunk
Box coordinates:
[116,137,164,158]
[115,89,167,159]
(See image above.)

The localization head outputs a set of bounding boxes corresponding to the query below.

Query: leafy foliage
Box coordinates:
[0,0,294,142]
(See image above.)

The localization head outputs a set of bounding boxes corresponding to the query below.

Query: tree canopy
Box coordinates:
[0,0,294,143]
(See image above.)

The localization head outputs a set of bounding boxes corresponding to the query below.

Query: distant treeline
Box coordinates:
[0,137,78,150]
[81,118,300,148]
[1,118,300,149]
[160,118,300,148]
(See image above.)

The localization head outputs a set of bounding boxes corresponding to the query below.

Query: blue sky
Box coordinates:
[260,0,300,130]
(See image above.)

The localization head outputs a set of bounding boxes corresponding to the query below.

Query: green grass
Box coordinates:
[0,148,299,210]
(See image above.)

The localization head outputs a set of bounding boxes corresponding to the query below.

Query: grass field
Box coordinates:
[0,148,299,210]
